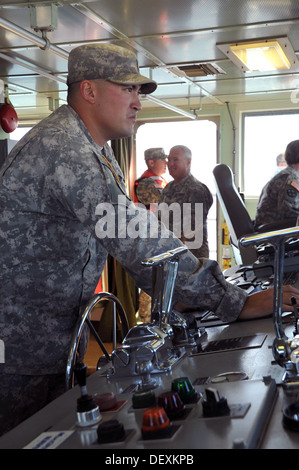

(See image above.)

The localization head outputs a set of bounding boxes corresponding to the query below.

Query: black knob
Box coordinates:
[74,362,87,388]
[202,387,230,417]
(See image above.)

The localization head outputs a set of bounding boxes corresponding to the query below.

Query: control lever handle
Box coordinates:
[74,362,102,427]
[141,246,188,326]
[74,362,88,395]
[240,226,299,342]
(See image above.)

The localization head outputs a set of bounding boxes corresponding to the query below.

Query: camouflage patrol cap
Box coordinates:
[144,148,167,161]
[67,43,157,94]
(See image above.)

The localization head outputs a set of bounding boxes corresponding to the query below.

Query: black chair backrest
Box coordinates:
[213,163,255,248]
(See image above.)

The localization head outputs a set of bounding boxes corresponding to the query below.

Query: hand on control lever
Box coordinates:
[239,284,299,320]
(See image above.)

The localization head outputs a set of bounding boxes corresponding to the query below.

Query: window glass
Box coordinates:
[136,120,217,260]
[244,112,299,196]
[10,127,31,141]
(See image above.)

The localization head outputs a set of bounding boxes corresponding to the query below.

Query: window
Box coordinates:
[10,126,31,141]
[136,120,218,260]
[243,111,299,196]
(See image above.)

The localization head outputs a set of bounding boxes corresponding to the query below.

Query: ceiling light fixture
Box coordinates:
[217,37,299,72]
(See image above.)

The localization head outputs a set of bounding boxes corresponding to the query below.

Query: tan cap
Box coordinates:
[67,43,157,94]
[144,148,167,161]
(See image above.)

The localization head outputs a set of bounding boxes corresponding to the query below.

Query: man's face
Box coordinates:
[92,80,142,143]
[149,158,167,176]
[167,148,191,183]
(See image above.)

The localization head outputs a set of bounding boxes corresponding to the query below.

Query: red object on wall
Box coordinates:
[0,104,18,133]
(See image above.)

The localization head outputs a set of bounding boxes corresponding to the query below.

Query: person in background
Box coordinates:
[161,145,213,259]
[273,152,287,175]
[134,147,167,207]
[134,147,168,322]
[255,140,299,228]
[276,152,287,168]
[0,43,298,437]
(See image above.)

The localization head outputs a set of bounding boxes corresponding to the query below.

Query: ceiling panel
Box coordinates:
[0,0,299,123]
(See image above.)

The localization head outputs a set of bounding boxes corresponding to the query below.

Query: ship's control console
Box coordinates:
[2,230,299,451]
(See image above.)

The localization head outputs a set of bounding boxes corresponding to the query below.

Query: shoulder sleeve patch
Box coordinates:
[290,180,299,192]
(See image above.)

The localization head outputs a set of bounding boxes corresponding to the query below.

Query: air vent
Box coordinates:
[177,63,226,77]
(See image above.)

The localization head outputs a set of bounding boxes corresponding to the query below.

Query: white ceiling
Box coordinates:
[1,0,299,123]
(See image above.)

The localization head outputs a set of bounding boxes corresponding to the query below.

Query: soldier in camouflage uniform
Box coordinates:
[0,43,298,436]
[134,148,167,207]
[162,145,213,258]
[134,148,168,322]
[255,140,299,228]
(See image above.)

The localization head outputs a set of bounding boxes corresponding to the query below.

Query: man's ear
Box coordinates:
[80,80,96,104]
[147,159,154,170]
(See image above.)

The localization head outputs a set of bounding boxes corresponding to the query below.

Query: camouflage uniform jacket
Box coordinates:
[134,170,167,207]
[161,173,213,258]
[0,105,247,375]
[255,166,299,227]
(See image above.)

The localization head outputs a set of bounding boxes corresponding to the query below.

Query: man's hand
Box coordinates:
[239,284,299,320]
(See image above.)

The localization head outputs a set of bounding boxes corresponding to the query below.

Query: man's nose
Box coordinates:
[132,92,142,111]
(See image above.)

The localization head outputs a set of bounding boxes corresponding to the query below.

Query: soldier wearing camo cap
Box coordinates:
[0,42,298,437]
[134,148,168,208]
[255,139,299,228]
